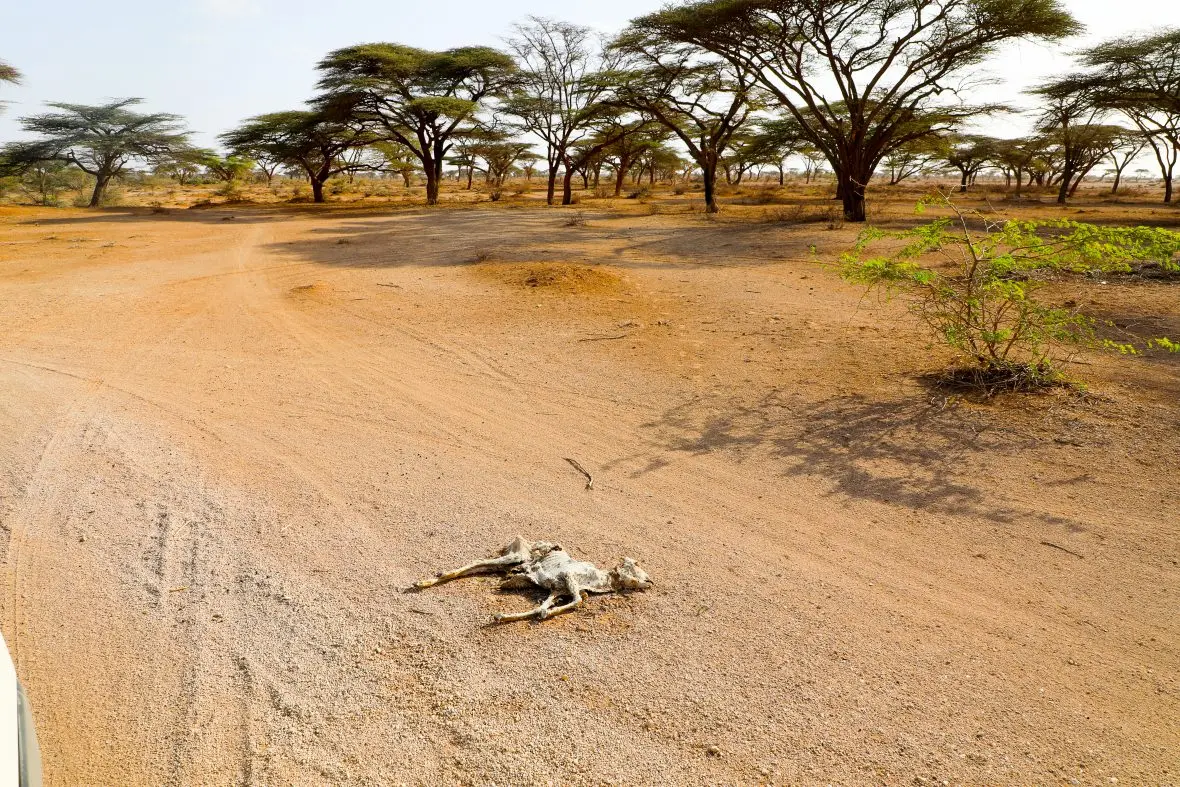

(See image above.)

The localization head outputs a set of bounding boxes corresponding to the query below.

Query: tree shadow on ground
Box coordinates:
[632,388,1082,527]
[14,202,433,227]
[254,207,841,272]
[264,209,598,269]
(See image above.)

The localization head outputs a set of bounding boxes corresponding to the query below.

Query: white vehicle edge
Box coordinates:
[0,632,41,787]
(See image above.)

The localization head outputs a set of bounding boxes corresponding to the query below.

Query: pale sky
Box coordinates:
[0,0,1172,149]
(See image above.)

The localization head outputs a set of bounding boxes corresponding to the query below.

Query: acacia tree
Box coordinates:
[556,111,648,201]
[446,136,480,189]
[945,135,998,192]
[504,18,623,205]
[471,138,534,199]
[220,110,376,202]
[0,60,19,86]
[374,141,420,187]
[155,146,209,185]
[631,136,680,185]
[203,153,255,183]
[721,131,762,184]
[315,44,516,205]
[609,30,756,213]
[0,58,19,118]
[990,136,1049,194]
[1028,78,1129,202]
[594,119,659,195]
[882,136,945,186]
[1079,30,1180,203]
[742,117,808,186]
[2,99,192,206]
[1105,131,1148,195]
[622,0,1080,221]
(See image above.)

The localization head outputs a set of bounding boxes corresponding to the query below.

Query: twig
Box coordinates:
[577,334,629,342]
[1040,541,1084,559]
[376,283,401,288]
[564,457,594,490]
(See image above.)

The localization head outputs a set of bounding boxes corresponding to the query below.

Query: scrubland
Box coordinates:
[0,179,1176,784]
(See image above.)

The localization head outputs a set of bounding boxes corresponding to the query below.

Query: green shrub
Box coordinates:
[841,194,1180,392]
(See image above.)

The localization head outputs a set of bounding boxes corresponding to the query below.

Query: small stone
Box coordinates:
[705,744,722,757]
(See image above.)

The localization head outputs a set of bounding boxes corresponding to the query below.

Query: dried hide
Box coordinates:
[409,536,652,623]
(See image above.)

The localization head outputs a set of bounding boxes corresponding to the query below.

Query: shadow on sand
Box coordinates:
[627,387,1088,528]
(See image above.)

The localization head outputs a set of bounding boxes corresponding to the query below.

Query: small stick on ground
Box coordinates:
[577,334,628,342]
[564,457,594,490]
[1040,541,1084,559]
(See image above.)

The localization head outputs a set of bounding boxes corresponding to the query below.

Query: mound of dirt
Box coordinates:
[286,282,332,300]
[472,261,625,294]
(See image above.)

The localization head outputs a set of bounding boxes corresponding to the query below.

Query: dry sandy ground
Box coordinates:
[0,201,1176,785]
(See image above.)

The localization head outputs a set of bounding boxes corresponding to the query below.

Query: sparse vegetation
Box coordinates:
[4,8,1180,786]
[1,99,194,206]
[843,194,1180,392]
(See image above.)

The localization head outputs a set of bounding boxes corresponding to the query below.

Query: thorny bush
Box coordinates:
[841,194,1180,393]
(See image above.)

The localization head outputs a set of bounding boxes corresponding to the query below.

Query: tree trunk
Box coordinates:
[1165,174,1173,204]
[1015,171,1024,195]
[89,174,112,207]
[561,167,575,206]
[778,165,784,187]
[614,165,627,197]
[959,171,969,193]
[546,167,558,206]
[839,169,868,222]
[1056,166,1073,204]
[311,178,325,203]
[420,145,445,206]
[702,163,719,214]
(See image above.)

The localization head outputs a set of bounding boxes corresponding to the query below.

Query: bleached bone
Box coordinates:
[410,536,558,589]
[409,536,652,623]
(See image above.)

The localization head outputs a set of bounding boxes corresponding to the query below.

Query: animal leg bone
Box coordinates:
[538,582,586,620]
[412,553,525,590]
[493,592,558,623]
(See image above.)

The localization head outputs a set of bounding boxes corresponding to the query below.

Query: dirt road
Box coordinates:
[0,204,1176,784]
